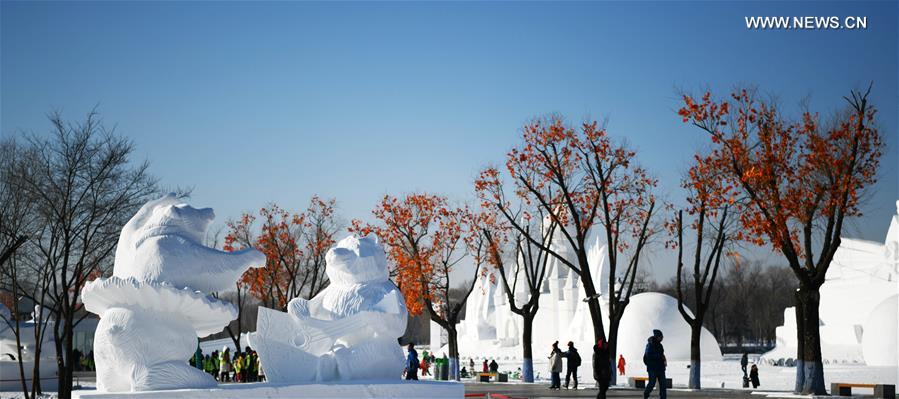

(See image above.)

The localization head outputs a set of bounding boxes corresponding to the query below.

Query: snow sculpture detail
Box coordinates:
[81,194,265,392]
[249,235,408,382]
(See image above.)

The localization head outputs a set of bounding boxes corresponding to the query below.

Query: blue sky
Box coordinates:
[2,1,896,283]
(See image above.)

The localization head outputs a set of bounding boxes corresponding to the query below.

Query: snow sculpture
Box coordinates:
[81,194,265,392]
[249,235,408,382]
[0,305,59,392]
[615,292,722,364]
[762,200,899,366]
[862,295,898,366]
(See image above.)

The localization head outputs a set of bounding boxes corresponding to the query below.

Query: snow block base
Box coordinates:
[72,380,463,399]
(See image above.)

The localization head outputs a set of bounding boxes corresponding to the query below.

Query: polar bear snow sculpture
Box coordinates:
[81,194,265,392]
[249,235,408,382]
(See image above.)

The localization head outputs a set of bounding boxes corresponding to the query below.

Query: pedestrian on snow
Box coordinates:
[483,359,489,373]
[548,341,563,390]
[470,358,475,370]
[642,329,667,399]
[593,338,611,399]
[618,354,626,376]
[740,352,749,377]
[749,364,760,388]
[405,343,419,380]
[563,341,581,389]
[420,355,431,376]
[489,359,499,374]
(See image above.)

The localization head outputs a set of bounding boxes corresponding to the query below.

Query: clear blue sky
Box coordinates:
[2,1,896,283]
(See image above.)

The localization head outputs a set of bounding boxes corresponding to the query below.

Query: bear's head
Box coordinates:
[113,193,215,276]
[325,235,389,285]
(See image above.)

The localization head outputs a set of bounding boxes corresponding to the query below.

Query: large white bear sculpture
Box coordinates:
[81,194,265,392]
[249,235,408,382]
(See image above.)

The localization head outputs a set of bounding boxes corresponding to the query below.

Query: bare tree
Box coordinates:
[475,201,555,382]
[9,110,158,399]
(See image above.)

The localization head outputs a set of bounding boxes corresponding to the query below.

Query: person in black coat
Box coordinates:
[563,341,582,389]
[749,364,760,388]
[643,329,667,399]
[593,338,611,399]
[740,352,749,377]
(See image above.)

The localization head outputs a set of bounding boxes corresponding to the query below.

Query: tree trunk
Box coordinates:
[447,326,460,381]
[522,313,535,382]
[689,322,702,389]
[794,286,826,394]
[582,273,606,344]
[607,318,619,386]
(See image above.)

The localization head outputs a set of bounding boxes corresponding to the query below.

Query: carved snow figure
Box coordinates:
[249,235,408,382]
[81,194,265,392]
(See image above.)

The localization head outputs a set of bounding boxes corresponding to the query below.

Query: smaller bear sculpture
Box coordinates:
[249,235,408,382]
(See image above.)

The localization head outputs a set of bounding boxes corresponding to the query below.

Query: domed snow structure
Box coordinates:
[616,292,722,364]
[862,295,898,367]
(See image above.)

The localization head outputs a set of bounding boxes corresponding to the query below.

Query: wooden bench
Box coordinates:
[629,376,672,389]
[478,372,497,382]
[831,382,895,398]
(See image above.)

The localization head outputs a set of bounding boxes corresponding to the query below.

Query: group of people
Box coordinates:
[547,341,582,390]
[72,349,95,371]
[189,346,265,383]
[741,352,761,389]
[547,329,665,399]
[404,343,449,380]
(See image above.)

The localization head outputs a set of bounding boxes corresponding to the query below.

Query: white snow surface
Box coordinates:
[249,235,409,383]
[444,355,897,392]
[69,380,462,399]
[80,194,266,393]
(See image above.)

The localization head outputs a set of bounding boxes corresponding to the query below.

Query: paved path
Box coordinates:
[464,382,765,398]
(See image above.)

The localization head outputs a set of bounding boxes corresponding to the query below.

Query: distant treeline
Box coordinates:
[656,261,796,351]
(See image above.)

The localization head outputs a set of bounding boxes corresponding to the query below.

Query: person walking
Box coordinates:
[482,359,489,373]
[618,354,626,376]
[563,341,581,389]
[489,359,499,374]
[749,364,760,388]
[469,358,475,370]
[642,330,667,399]
[548,341,563,390]
[740,352,749,377]
[420,355,431,377]
[405,343,420,380]
[593,338,611,399]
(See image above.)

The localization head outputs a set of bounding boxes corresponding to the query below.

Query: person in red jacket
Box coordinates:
[617,354,626,376]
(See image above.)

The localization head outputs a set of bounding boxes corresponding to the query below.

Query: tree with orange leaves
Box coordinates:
[667,150,738,389]
[475,115,657,385]
[678,85,883,394]
[223,196,341,349]
[350,193,481,381]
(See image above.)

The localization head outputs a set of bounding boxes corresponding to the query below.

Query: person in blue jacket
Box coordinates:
[405,343,420,380]
[643,329,667,399]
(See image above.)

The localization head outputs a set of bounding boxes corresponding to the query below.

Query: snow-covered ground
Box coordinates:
[448,354,897,393]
